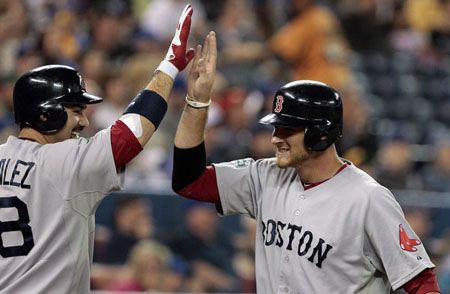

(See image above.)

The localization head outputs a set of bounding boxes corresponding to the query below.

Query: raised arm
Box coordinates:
[111,5,195,169]
[172,31,220,204]
[174,31,217,148]
[121,4,195,147]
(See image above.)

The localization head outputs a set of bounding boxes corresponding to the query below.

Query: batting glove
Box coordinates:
[156,4,195,79]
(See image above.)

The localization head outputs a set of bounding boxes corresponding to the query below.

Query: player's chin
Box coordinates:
[275,154,290,168]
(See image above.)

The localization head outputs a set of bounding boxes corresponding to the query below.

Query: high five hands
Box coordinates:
[187,31,217,107]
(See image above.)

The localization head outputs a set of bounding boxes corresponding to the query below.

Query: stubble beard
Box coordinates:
[275,150,309,169]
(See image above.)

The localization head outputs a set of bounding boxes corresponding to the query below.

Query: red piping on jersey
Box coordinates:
[303,163,348,190]
[401,268,440,293]
[175,165,220,204]
[110,120,143,169]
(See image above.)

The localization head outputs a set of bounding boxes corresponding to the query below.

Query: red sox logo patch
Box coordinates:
[274,95,284,113]
[399,224,421,252]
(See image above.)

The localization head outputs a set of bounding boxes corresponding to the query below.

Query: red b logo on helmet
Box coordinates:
[274,95,283,113]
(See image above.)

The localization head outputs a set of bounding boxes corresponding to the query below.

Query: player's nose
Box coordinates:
[79,113,90,127]
[271,127,284,141]
[271,133,284,145]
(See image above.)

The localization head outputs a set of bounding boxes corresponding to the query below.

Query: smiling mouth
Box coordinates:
[276,148,289,154]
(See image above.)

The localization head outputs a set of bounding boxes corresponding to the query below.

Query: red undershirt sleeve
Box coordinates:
[176,165,220,204]
[110,120,143,169]
[401,268,441,294]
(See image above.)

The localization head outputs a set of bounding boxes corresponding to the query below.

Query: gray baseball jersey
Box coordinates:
[214,158,434,294]
[0,129,123,293]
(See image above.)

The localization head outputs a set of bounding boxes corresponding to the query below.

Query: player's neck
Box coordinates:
[296,146,344,184]
[18,128,55,144]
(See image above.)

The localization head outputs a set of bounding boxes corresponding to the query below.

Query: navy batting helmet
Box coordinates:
[13,65,103,133]
[259,80,343,151]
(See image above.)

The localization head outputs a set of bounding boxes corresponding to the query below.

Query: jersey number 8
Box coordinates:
[0,196,35,257]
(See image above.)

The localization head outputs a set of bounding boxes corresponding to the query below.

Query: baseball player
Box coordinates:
[171,32,441,293]
[0,5,199,293]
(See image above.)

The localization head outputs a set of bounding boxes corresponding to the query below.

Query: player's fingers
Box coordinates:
[186,48,195,63]
[206,31,217,71]
[178,14,192,47]
[188,45,202,77]
[193,45,202,68]
[201,34,210,60]
[197,58,206,73]
[178,4,193,28]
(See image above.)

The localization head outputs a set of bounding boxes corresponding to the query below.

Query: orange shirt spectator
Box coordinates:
[270,2,352,90]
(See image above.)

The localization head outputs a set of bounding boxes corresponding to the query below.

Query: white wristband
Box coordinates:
[185,95,211,108]
[155,60,179,80]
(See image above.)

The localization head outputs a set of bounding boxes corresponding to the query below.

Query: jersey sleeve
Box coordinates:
[213,158,260,218]
[110,119,143,169]
[363,186,435,290]
[38,128,124,202]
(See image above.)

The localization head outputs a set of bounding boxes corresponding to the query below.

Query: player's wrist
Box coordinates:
[185,94,211,108]
[155,60,179,80]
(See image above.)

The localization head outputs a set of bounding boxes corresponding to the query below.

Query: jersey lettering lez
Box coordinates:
[0,130,123,293]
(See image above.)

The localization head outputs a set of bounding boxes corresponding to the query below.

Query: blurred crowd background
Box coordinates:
[2,0,450,292]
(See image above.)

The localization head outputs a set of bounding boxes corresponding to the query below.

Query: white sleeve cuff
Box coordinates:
[155,60,179,80]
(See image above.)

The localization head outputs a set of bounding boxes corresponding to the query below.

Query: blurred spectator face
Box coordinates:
[115,198,153,239]
[220,87,249,131]
[81,50,107,83]
[405,209,431,241]
[128,240,176,291]
[0,1,27,42]
[136,253,166,289]
[219,0,247,27]
[249,129,275,159]
[15,51,42,75]
[435,141,450,172]
[0,75,15,111]
[91,15,124,52]
[104,75,130,107]
[227,104,249,131]
[41,11,80,62]
[41,25,62,59]
[343,95,368,135]
[377,140,412,172]
[186,204,219,240]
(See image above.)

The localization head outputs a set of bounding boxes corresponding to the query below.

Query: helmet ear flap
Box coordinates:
[304,126,330,151]
[304,124,343,151]
[33,104,68,133]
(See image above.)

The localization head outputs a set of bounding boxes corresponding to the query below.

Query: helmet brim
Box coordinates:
[81,92,103,104]
[259,113,312,128]
[47,92,103,106]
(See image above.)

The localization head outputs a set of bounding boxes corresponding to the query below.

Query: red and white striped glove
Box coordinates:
[156,4,195,79]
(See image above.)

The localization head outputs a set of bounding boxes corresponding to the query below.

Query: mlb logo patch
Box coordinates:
[234,158,252,168]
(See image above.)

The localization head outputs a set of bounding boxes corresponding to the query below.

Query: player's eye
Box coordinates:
[273,126,305,138]
[65,104,86,114]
